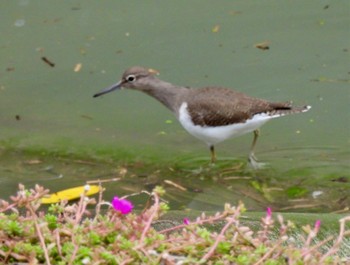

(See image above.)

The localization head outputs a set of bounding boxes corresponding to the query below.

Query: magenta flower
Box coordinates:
[183,218,190,225]
[266,207,272,218]
[314,220,321,231]
[112,196,134,214]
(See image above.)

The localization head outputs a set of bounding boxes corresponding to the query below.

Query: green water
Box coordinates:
[1,1,349,214]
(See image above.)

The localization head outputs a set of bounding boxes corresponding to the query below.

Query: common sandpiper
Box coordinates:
[94,66,311,168]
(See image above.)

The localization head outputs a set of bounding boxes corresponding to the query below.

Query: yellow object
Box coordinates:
[41,185,100,204]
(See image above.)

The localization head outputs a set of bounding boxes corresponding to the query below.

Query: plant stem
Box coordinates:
[27,204,51,265]
[139,192,159,244]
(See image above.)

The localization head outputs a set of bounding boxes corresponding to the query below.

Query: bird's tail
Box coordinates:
[268,103,311,118]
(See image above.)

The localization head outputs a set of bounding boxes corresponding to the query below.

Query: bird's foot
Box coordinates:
[248,153,267,169]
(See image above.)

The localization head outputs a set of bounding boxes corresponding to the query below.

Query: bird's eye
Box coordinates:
[126,75,136,82]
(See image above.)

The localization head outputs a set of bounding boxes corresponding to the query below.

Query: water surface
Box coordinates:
[0,1,349,213]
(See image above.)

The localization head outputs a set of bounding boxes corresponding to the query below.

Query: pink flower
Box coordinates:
[266,207,272,218]
[112,196,134,214]
[183,218,190,225]
[314,220,321,231]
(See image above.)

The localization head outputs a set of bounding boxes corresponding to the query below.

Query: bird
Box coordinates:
[93,66,311,168]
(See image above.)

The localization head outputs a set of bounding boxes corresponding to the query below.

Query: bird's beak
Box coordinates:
[93,80,123,98]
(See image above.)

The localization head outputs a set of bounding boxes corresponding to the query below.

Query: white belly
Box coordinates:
[178,102,273,146]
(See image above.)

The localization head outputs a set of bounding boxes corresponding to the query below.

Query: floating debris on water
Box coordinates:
[41,56,55,67]
[312,190,324,199]
[74,63,82,72]
[212,25,220,33]
[14,19,25,27]
[255,41,270,50]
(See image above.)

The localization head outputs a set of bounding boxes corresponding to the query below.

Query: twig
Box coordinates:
[68,239,79,265]
[304,234,334,259]
[139,192,160,244]
[201,216,237,261]
[0,202,18,213]
[121,190,152,200]
[86,177,121,184]
[55,229,62,257]
[159,212,228,234]
[201,205,243,261]
[41,56,55,67]
[120,258,135,265]
[74,188,89,225]
[319,216,350,263]
[0,195,45,213]
[254,239,283,265]
[164,180,187,191]
[26,205,51,265]
[94,182,104,218]
[234,225,258,248]
[304,228,317,248]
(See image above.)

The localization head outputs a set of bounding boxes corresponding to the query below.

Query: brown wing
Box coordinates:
[185,87,292,126]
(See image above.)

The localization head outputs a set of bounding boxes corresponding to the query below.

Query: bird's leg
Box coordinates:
[249,129,259,161]
[248,129,266,169]
[210,145,216,164]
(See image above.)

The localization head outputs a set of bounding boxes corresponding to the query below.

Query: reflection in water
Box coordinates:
[0,147,348,213]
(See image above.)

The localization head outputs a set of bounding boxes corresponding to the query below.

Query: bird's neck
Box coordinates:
[140,78,188,113]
